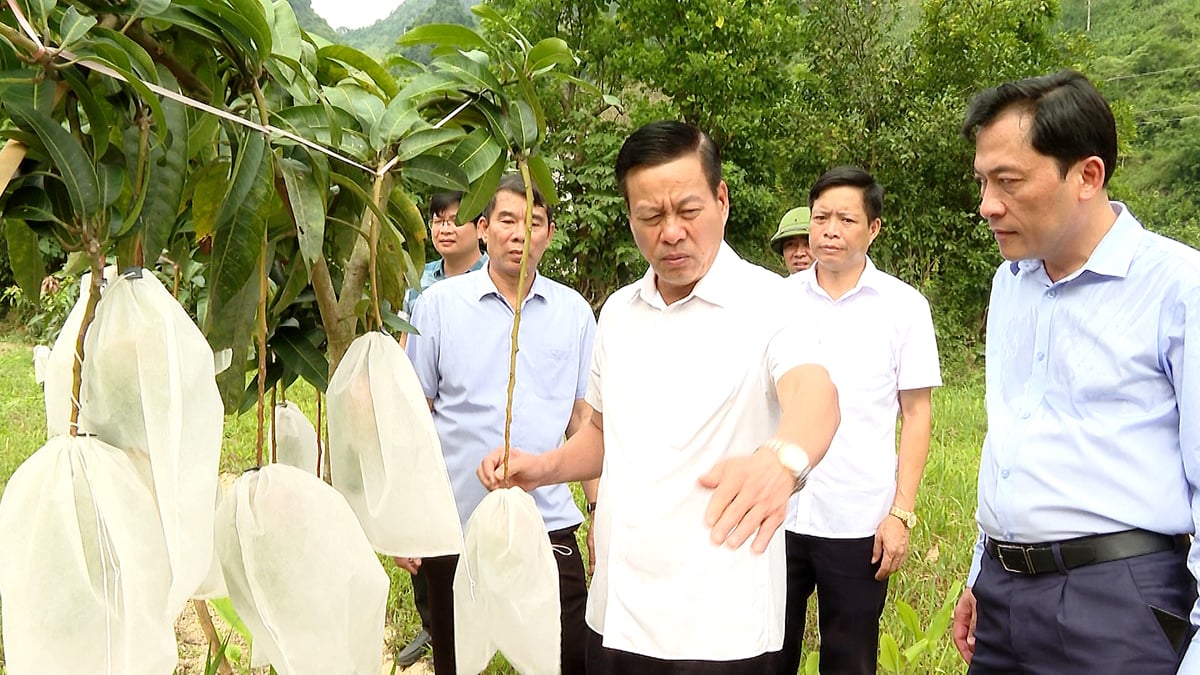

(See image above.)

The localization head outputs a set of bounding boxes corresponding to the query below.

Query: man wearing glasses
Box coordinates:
[402,191,488,319]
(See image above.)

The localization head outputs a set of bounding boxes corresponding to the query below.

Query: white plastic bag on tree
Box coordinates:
[454,487,561,675]
[75,269,222,612]
[0,435,176,675]
[273,400,319,474]
[44,265,117,435]
[213,464,388,675]
[327,331,462,556]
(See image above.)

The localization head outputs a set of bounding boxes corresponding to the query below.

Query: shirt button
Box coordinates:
[1021,411,1031,419]
[1048,289,1057,298]
[1036,352,1045,361]
[1001,469,1010,478]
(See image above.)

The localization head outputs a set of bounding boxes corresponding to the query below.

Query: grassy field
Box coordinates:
[0,331,985,674]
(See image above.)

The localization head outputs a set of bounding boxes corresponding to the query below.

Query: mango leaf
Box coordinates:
[389,187,425,273]
[91,28,158,83]
[448,128,502,183]
[74,48,167,145]
[4,186,65,225]
[237,356,293,415]
[191,160,231,241]
[57,6,98,51]
[271,325,328,392]
[895,600,921,639]
[375,98,423,146]
[879,633,901,673]
[269,0,302,62]
[458,154,505,223]
[208,132,270,311]
[317,45,398,99]
[270,251,309,316]
[4,219,45,303]
[396,127,463,162]
[506,98,539,153]
[6,104,100,219]
[525,37,573,75]
[324,85,385,140]
[381,307,418,336]
[397,23,488,51]
[0,68,55,114]
[277,156,325,272]
[58,66,110,158]
[138,68,189,262]
[435,50,504,94]
[395,71,464,102]
[127,0,171,18]
[402,155,468,192]
[527,153,558,206]
[375,215,408,313]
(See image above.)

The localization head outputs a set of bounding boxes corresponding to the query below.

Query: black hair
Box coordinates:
[962,70,1118,186]
[614,121,721,201]
[808,166,884,223]
[485,173,553,223]
[429,191,464,219]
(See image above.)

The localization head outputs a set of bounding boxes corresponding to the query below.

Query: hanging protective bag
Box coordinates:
[0,435,176,675]
[453,487,561,675]
[75,269,222,612]
[326,331,462,556]
[213,464,389,675]
[273,400,320,474]
[43,266,116,436]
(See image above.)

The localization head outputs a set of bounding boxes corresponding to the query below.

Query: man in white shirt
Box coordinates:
[478,121,841,672]
[779,167,941,675]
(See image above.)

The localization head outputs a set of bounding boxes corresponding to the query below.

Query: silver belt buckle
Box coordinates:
[995,543,1034,574]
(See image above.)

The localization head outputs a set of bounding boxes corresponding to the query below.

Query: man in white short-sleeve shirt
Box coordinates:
[778,166,941,675]
[478,121,841,673]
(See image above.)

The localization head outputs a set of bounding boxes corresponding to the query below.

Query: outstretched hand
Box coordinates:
[697,447,796,554]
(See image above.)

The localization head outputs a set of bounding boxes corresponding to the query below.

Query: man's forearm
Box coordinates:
[894,388,933,511]
[774,364,839,465]
[544,413,605,486]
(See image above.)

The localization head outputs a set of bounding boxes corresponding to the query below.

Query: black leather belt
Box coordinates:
[985,529,1188,576]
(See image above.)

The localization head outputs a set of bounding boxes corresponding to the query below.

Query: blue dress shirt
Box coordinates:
[405,266,596,531]
[402,254,488,318]
[970,202,1200,636]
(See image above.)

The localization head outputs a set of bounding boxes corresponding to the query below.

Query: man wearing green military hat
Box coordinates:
[772,207,814,274]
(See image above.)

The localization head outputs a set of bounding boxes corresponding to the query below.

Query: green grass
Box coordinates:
[0,328,985,674]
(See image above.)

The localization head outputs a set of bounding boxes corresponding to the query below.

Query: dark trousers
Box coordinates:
[410,570,431,629]
[778,532,888,675]
[424,525,588,675]
[585,628,781,674]
[969,544,1194,674]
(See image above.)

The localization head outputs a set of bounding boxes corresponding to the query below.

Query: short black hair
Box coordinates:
[485,173,553,223]
[808,166,884,223]
[614,121,721,201]
[429,191,463,219]
[962,70,1118,186]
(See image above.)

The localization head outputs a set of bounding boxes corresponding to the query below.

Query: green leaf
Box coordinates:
[4,186,65,225]
[128,0,171,18]
[396,127,463,162]
[271,325,328,392]
[4,219,45,303]
[317,45,398,99]
[209,598,253,648]
[375,98,423,146]
[324,85,386,139]
[277,156,325,272]
[138,68,189,262]
[434,50,504,93]
[269,0,302,62]
[879,633,901,673]
[58,6,98,50]
[381,307,417,335]
[389,187,425,274]
[397,23,489,51]
[925,580,963,643]
[458,154,505,223]
[470,5,530,49]
[212,131,267,235]
[375,215,408,313]
[208,133,270,311]
[527,153,558,206]
[6,104,100,219]
[191,160,231,241]
[0,68,55,114]
[896,600,921,639]
[91,27,159,83]
[58,66,110,158]
[402,155,469,192]
[902,638,929,664]
[525,37,573,75]
[27,0,55,24]
[507,98,539,153]
[270,251,309,316]
[449,128,503,183]
[395,72,464,102]
[218,0,273,66]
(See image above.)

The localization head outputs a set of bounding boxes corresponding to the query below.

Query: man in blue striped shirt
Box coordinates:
[953,70,1200,674]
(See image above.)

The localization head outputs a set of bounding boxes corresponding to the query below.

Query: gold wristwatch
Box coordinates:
[888,505,917,529]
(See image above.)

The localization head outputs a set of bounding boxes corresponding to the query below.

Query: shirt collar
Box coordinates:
[432,252,488,281]
[1008,201,1142,281]
[474,263,549,304]
[798,257,882,299]
[632,242,740,309]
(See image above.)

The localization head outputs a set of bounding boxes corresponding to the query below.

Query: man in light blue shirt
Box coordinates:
[405,174,597,675]
[401,191,487,319]
[952,70,1200,674]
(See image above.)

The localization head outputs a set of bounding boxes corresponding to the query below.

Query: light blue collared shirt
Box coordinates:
[402,254,488,317]
[405,266,596,531]
[971,203,1200,644]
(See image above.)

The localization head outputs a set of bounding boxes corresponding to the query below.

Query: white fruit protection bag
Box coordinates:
[273,400,320,474]
[213,464,389,675]
[454,487,561,675]
[0,436,177,675]
[326,331,462,556]
[44,265,117,435]
[76,269,222,612]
